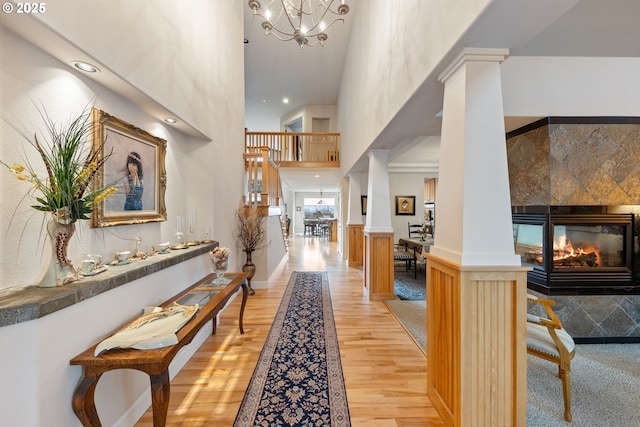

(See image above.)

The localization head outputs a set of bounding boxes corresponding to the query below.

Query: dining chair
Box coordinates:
[408,222,423,239]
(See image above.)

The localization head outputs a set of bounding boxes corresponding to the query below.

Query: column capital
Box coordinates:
[367,148,391,160]
[438,47,510,83]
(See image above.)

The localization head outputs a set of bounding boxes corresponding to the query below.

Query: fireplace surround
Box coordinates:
[507,117,640,342]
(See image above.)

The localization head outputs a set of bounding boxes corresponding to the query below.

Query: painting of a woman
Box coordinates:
[124,151,144,210]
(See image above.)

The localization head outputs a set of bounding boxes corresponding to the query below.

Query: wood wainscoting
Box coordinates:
[347,224,364,267]
[363,231,394,301]
[426,254,529,427]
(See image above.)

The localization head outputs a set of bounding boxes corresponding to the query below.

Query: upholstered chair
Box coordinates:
[527,294,576,422]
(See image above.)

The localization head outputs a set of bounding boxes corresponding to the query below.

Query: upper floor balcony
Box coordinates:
[245,130,340,167]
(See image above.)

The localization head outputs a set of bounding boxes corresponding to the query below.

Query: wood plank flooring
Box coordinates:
[135,235,443,426]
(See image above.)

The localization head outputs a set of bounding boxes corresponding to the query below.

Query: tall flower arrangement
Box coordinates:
[1,104,116,286]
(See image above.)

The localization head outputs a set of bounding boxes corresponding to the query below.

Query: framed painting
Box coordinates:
[395,195,415,216]
[90,109,167,228]
[361,195,367,215]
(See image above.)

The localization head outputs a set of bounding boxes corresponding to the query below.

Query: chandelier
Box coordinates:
[247,0,350,48]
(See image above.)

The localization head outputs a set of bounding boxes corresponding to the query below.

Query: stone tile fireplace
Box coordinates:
[507,117,640,343]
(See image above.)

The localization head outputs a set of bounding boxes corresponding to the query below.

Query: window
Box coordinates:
[303,198,335,218]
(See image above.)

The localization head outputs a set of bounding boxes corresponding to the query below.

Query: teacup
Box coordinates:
[157,242,170,253]
[81,259,96,274]
[116,251,131,262]
[87,253,103,267]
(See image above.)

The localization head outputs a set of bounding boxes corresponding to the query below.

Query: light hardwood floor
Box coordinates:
[136,235,443,426]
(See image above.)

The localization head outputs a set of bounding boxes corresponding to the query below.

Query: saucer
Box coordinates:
[170,244,188,250]
[82,266,108,276]
[110,259,132,266]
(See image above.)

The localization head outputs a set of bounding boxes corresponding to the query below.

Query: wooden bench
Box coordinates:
[393,242,417,278]
[70,272,249,427]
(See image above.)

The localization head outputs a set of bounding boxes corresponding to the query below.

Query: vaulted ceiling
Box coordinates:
[243,0,640,193]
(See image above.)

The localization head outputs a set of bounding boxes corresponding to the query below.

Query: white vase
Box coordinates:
[38,217,78,287]
[37,246,58,288]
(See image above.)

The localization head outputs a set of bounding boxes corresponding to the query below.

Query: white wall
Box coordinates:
[0,1,245,425]
[501,56,640,116]
[389,173,427,241]
[337,0,492,173]
[0,0,245,291]
[281,104,338,132]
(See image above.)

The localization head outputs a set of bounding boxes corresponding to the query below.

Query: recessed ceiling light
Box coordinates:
[283,98,289,104]
[72,61,99,73]
[314,175,320,178]
[164,118,178,124]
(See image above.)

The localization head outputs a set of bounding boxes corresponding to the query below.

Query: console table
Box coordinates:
[70,272,249,427]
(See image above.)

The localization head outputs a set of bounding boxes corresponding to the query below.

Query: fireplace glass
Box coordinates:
[513,223,544,267]
[552,223,625,268]
[513,210,633,294]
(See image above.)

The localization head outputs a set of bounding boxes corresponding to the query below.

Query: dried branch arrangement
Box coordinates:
[235,204,269,254]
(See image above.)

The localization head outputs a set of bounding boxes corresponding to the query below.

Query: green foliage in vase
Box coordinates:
[1,104,116,224]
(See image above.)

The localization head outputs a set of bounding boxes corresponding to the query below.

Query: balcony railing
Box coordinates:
[245,131,340,166]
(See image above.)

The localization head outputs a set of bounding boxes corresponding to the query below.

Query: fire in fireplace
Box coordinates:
[512,207,634,295]
[553,236,599,267]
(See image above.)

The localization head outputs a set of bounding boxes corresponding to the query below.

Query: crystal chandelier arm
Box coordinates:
[298,0,344,18]
[298,0,346,36]
[248,0,349,47]
[280,0,301,36]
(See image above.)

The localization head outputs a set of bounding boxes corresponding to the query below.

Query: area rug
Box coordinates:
[384,300,426,355]
[234,271,351,427]
[393,269,426,300]
[527,343,640,426]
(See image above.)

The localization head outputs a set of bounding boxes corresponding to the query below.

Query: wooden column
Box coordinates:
[363,231,394,301]
[426,254,528,427]
[347,224,364,267]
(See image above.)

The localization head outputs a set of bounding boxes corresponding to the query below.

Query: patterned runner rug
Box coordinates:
[234,271,351,427]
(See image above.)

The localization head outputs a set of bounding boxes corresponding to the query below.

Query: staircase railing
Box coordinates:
[245,130,340,165]
[244,147,281,216]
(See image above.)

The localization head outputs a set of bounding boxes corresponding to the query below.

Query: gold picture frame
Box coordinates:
[395,195,415,216]
[90,109,167,228]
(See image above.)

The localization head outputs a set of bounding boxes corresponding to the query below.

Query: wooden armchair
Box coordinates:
[527,294,576,422]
